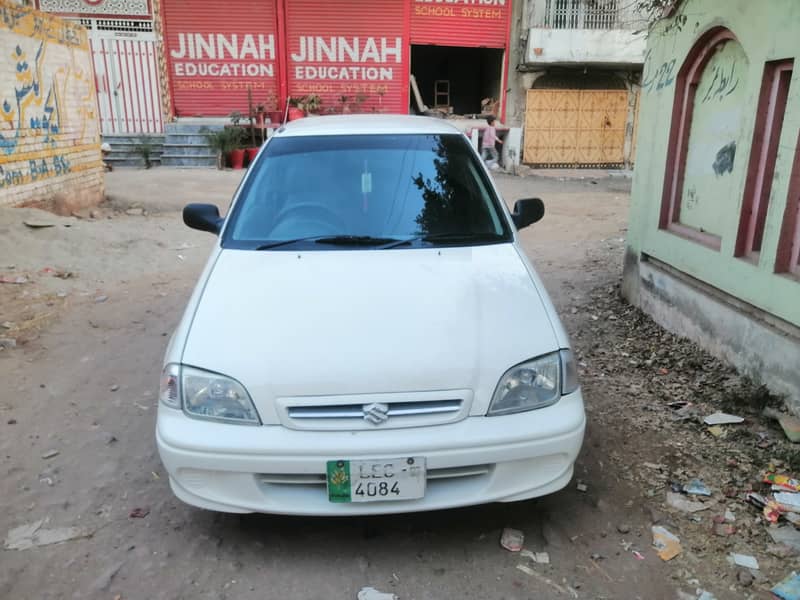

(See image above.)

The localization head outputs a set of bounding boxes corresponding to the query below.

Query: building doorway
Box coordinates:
[410,45,504,116]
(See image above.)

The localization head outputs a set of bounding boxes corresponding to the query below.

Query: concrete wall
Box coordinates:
[636,258,800,409]
[624,0,800,408]
[525,29,646,66]
[0,1,104,212]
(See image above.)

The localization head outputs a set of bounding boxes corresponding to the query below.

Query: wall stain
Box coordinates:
[713,142,736,176]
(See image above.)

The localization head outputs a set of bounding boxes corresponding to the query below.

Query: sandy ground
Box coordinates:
[0,168,789,599]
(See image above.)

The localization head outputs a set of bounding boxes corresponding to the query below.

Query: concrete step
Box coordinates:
[106,150,163,160]
[102,134,165,145]
[163,133,215,145]
[162,143,218,157]
[166,122,224,135]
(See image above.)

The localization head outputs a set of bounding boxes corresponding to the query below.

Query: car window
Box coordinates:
[222,133,511,249]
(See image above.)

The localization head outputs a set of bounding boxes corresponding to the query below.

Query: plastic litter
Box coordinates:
[683,479,711,496]
[520,549,550,564]
[667,491,710,513]
[765,474,800,492]
[772,572,800,600]
[776,492,800,511]
[129,507,150,519]
[712,515,736,537]
[500,528,524,552]
[357,587,398,600]
[768,527,800,552]
[703,412,744,425]
[764,408,800,443]
[729,553,759,570]
[652,525,681,561]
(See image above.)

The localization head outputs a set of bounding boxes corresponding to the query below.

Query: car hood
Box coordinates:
[181,244,560,418]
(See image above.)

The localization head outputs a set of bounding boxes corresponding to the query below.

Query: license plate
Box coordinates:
[326,457,426,503]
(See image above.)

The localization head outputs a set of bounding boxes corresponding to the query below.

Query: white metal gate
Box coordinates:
[80,18,164,134]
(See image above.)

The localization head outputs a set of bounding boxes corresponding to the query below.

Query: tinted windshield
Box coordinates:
[222,133,512,249]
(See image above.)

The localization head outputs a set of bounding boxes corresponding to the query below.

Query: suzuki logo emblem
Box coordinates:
[363,402,390,425]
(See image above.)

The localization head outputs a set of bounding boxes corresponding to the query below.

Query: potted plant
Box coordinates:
[225,112,246,169]
[228,136,245,169]
[287,97,306,121]
[301,94,323,115]
[202,127,239,170]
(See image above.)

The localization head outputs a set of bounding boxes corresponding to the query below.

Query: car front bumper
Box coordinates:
[156,391,585,515]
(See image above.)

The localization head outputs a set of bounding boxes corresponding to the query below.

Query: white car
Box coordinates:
[157,115,585,515]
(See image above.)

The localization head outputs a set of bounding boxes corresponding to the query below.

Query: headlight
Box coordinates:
[488,352,561,416]
[160,365,260,425]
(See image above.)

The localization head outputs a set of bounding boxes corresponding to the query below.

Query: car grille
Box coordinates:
[288,399,462,420]
[277,393,471,430]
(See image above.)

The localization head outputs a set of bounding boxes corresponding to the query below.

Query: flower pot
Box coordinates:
[245,147,259,166]
[287,107,305,121]
[229,149,245,170]
[268,110,283,125]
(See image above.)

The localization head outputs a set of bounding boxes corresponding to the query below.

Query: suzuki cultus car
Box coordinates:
[157,115,585,515]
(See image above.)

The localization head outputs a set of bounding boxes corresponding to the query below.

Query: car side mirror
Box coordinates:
[183,203,223,235]
[511,198,545,230]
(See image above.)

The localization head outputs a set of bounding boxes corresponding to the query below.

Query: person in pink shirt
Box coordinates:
[481,115,503,167]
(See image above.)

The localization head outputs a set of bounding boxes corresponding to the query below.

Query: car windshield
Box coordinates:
[222,133,512,250]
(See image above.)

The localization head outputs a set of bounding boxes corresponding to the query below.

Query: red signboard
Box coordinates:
[161,0,279,117]
[410,0,511,48]
[284,0,409,115]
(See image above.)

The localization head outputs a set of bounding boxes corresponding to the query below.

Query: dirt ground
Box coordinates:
[0,168,797,600]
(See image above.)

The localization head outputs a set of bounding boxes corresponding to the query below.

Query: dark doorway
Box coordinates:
[411,45,505,116]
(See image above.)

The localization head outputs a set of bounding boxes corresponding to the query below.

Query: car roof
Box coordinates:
[273,114,464,137]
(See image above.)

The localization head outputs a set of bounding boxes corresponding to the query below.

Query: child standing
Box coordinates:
[481,115,503,168]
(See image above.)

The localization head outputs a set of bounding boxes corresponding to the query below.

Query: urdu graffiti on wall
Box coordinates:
[0,2,98,190]
[700,60,740,103]
[642,50,676,93]
[1,41,61,155]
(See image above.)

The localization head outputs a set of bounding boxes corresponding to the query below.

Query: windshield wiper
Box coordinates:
[255,235,400,250]
[381,232,507,249]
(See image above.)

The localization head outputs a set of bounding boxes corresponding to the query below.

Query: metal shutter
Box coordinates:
[284,0,409,115]
[160,0,279,117]
[410,0,511,49]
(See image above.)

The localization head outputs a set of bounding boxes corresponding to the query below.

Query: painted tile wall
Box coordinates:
[627,0,800,326]
[0,0,103,210]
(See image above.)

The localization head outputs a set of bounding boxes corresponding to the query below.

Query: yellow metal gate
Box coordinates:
[523,89,628,167]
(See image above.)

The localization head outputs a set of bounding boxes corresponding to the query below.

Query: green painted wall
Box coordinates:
[627,0,800,326]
